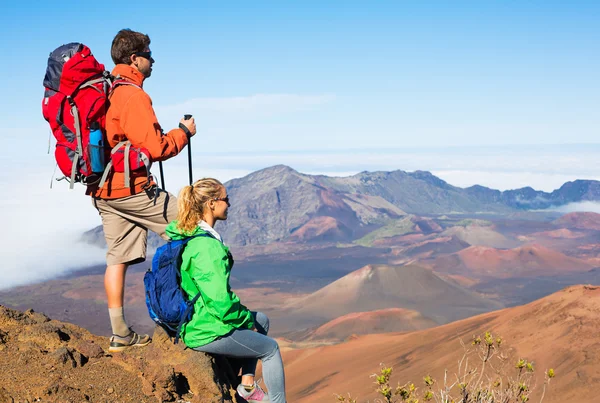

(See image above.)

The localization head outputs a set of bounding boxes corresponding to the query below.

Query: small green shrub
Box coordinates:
[335,332,554,403]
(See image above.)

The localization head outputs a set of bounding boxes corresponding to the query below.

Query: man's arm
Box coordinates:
[120,91,190,162]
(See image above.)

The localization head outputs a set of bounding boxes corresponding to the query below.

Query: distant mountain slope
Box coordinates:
[306,308,437,341]
[82,165,600,247]
[218,165,600,245]
[282,264,502,327]
[354,215,442,247]
[284,285,600,403]
[441,224,517,248]
[553,212,600,230]
[466,179,600,209]
[315,170,513,214]
[219,165,405,245]
[431,243,594,279]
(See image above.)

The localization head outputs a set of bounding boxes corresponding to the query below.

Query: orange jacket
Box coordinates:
[88,64,188,199]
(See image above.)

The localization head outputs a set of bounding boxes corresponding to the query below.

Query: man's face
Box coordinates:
[133,48,154,78]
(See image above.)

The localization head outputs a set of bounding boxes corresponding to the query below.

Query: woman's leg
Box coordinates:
[194,324,286,403]
[241,311,270,381]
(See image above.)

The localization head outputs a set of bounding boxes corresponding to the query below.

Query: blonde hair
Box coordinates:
[176,178,224,234]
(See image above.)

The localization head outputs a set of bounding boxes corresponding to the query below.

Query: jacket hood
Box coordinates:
[165,221,206,240]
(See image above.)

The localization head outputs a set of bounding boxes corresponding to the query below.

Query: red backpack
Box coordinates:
[42,43,150,189]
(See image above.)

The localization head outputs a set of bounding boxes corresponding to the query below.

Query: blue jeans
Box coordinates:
[193,312,286,403]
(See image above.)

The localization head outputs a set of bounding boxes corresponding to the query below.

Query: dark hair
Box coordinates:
[111,29,151,65]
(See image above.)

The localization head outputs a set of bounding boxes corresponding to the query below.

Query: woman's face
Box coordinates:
[211,186,230,221]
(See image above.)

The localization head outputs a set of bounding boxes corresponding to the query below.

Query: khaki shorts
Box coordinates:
[92,187,178,265]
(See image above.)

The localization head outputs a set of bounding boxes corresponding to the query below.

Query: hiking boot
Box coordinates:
[108,329,151,352]
[236,382,270,402]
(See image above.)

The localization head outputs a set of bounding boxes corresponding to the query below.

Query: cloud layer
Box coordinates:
[1,92,598,290]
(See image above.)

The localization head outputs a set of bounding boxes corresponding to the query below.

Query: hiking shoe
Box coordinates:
[108,329,151,352]
[236,382,270,402]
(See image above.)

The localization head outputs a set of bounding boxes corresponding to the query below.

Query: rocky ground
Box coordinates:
[0,305,244,403]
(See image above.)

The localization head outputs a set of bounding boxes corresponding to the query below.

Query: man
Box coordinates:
[89,29,196,352]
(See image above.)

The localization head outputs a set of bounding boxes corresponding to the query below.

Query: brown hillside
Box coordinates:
[289,216,352,242]
[553,212,600,231]
[0,306,240,403]
[284,285,600,403]
[398,235,470,257]
[442,224,517,248]
[306,308,437,341]
[282,264,502,328]
[432,243,593,279]
[529,228,586,239]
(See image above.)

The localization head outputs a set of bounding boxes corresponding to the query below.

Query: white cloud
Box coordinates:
[2,100,599,290]
[155,93,335,124]
[545,201,600,214]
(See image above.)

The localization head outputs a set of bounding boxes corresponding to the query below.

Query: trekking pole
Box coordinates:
[158,127,166,190]
[159,161,166,190]
[181,114,193,185]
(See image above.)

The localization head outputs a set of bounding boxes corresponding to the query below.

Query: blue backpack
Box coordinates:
[143,234,209,343]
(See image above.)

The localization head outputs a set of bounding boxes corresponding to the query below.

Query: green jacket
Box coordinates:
[165,221,254,348]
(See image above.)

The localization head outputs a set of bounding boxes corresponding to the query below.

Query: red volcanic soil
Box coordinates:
[442,224,518,248]
[553,212,600,231]
[529,228,586,239]
[307,308,437,341]
[289,216,351,242]
[284,285,600,403]
[432,243,593,279]
[319,188,347,209]
[376,233,429,248]
[399,236,470,257]
[282,264,501,328]
[411,216,443,233]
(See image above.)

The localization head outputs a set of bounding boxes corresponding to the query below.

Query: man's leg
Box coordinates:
[105,263,129,337]
[93,196,149,351]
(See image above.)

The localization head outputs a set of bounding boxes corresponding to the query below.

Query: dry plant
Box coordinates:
[335,331,555,403]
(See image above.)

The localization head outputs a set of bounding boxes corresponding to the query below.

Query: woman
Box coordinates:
[165,178,286,403]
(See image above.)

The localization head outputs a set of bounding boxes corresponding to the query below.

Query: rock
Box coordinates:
[0,330,7,351]
[49,346,87,367]
[23,309,50,324]
[71,340,104,359]
[43,381,89,401]
[0,305,235,402]
[0,387,14,403]
[17,323,70,351]
[51,347,77,368]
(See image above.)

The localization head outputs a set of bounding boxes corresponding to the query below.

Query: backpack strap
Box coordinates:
[97,140,128,189]
[97,140,153,191]
[109,77,142,95]
[66,95,83,189]
[174,291,202,344]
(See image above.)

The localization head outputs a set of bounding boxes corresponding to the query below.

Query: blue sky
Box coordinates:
[1,1,599,149]
[0,1,599,288]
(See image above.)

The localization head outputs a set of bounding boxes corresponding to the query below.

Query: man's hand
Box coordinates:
[179,117,196,137]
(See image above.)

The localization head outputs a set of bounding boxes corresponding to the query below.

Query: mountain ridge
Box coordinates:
[82,165,600,247]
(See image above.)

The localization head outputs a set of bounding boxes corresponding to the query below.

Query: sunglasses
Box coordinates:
[134,51,152,60]
[213,196,230,204]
